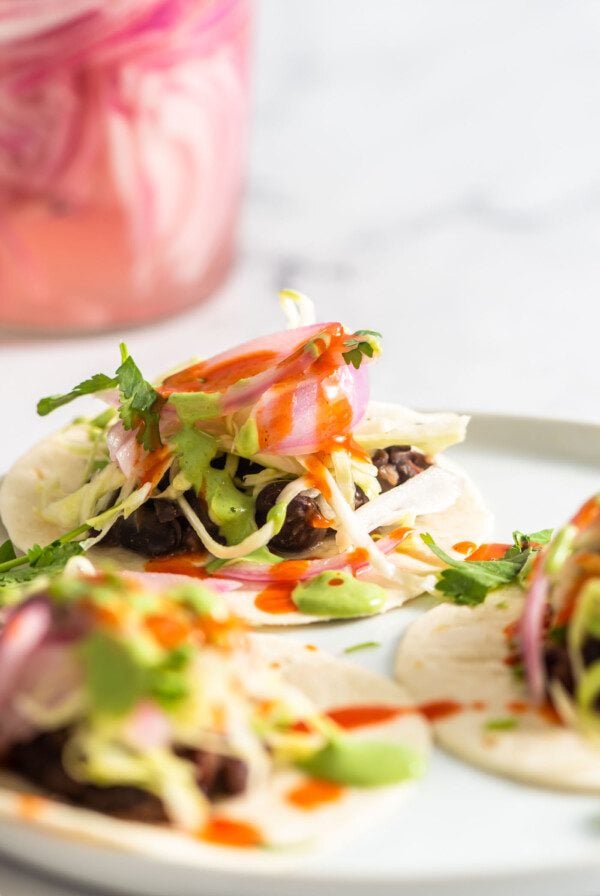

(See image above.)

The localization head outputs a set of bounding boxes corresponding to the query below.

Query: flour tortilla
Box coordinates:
[0,422,492,626]
[0,636,429,869]
[394,588,600,792]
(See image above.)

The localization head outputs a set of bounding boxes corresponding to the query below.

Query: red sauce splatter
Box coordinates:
[287,778,344,810]
[503,620,519,639]
[466,543,511,562]
[160,350,279,396]
[418,700,466,721]
[144,556,209,578]
[304,456,333,502]
[503,653,521,667]
[347,547,370,569]
[453,541,476,556]
[199,816,264,848]
[145,613,190,648]
[326,704,412,729]
[309,511,334,529]
[506,700,529,714]
[538,702,562,726]
[257,380,296,451]
[269,560,311,582]
[254,584,297,615]
[18,794,46,821]
[139,446,172,487]
[571,496,600,530]
[328,577,344,586]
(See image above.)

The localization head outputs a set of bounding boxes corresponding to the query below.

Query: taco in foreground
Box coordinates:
[0,564,428,857]
[0,292,491,625]
[395,497,600,791]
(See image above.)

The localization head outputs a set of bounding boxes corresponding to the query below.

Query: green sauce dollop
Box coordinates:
[298,739,424,786]
[291,571,387,618]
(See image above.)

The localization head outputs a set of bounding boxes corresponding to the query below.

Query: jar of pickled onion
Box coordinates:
[0,0,252,331]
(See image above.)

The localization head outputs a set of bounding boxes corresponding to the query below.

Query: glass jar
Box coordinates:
[0,0,252,331]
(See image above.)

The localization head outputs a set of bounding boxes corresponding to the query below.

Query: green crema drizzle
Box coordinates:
[168,422,256,546]
[298,739,425,786]
[291,570,387,618]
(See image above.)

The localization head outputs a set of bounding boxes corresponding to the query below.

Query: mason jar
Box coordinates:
[0,0,252,331]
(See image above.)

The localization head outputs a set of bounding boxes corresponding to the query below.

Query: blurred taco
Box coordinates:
[395,498,600,791]
[0,563,429,855]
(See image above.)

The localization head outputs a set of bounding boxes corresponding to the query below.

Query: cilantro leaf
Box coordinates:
[37,345,164,452]
[342,330,382,370]
[37,373,118,416]
[511,528,553,552]
[0,540,16,564]
[116,344,163,451]
[0,537,85,592]
[27,540,84,570]
[421,533,533,606]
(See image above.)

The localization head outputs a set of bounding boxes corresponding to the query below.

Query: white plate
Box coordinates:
[1,413,600,896]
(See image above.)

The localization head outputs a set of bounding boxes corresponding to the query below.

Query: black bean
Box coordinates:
[255,481,326,555]
[373,445,431,493]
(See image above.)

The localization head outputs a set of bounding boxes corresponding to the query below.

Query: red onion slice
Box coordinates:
[107,420,139,478]
[519,562,548,705]
[0,598,53,710]
[124,570,242,592]
[254,362,369,456]
[211,528,410,584]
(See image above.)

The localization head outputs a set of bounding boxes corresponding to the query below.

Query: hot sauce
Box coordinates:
[200,816,264,848]
[287,778,344,810]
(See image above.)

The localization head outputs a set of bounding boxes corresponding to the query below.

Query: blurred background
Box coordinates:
[1,0,600,473]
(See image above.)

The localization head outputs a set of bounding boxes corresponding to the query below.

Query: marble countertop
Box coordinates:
[0,1,599,893]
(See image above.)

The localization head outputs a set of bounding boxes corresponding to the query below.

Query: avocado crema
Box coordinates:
[291,571,387,618]
[0,568,422,831]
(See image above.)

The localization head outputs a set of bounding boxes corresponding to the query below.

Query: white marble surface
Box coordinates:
[0,1,599,893]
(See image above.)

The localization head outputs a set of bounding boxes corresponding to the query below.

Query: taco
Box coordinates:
[0,562,429,859]
[0,292,491,625]
[394,497,600,791]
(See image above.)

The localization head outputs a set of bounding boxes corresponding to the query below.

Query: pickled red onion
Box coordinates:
[159,323,332,396]
[107,420,139,478]
[221,323,343,414]
[519,561,548,705]
[0,598,52,710]
[254,363,369,456]
[124,570,242,592]
[212,528,410,584]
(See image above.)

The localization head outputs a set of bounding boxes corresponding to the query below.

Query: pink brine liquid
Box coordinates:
[0,0,252,330]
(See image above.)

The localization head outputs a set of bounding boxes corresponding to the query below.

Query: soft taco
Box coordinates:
[0,292,491,625]
[0,562,429,860]
[395,497,600,791]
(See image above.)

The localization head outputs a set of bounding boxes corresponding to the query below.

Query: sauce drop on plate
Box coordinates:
[287,778,344,810]
[254,584,297,614]
[200,816,264,848]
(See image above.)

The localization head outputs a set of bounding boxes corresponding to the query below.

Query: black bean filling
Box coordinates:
[371,445,431,492]
[542,633,600,704]
[102,490,222,557]
[6,728,247,824]
[101,446,431,559]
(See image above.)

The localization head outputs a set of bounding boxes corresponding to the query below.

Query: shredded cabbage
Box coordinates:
[355,402,469,456]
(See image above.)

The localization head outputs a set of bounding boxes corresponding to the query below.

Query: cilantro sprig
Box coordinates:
[37,344,163,452]
[342,330,382,369]
[422,528,552,606]
[0,529,88,593]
